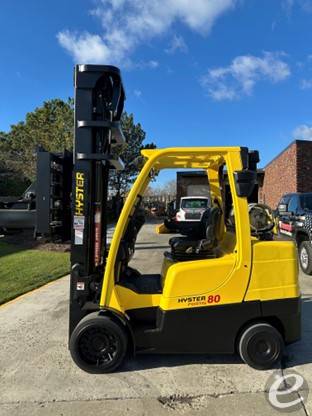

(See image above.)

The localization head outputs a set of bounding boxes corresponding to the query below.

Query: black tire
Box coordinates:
[299,241,312,275]
[238,322,284,370]
[69,312,128,374]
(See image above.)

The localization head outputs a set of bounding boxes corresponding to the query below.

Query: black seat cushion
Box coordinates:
[164,250,217,262]
[170,238,202,253]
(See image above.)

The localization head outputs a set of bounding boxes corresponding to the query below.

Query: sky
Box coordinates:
[1,0,312,180]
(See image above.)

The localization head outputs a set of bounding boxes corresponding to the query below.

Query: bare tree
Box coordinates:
[163,180,176,196]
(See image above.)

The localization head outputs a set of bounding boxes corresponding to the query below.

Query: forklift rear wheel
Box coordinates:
[69,313,128,374]
[299,241,312,275]
[238,322,284,370]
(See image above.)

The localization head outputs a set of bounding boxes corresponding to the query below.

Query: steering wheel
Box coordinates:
[227,203,275,237]
[248,203,275,235]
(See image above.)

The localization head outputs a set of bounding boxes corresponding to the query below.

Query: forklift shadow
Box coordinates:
[121,352,242,372]
[282,297,312,368]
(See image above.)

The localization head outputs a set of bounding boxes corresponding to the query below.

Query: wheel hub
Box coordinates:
[256,339,271,355]
[79,326,118,365]
[248,333,279,365]
[92,334,109,352]
[300,247,309,269]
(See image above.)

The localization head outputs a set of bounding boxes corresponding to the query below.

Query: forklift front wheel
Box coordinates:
[238,322,284,370]
[69,313,128,374]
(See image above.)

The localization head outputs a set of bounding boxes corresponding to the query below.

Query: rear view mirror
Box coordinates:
[233,170,257,198]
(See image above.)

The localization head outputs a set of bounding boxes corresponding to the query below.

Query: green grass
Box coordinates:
[0,242,70,304]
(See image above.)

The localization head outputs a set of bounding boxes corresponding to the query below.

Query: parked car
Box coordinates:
[277,192,312,274]
[173,196,210,235]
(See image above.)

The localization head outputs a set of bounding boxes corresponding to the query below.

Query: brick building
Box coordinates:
[259,140,312,208]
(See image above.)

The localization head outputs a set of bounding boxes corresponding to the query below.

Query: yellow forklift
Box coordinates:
[69,65,301,373]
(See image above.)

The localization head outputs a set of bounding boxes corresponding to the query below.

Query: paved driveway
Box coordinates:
[0,222,311,415]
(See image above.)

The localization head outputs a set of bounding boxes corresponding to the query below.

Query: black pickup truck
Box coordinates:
[277,192,312,275]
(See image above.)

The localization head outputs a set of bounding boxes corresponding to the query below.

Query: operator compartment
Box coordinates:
[113,148,252,314]
[160,230,236,301]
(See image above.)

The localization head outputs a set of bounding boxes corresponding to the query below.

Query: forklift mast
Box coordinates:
[69,65,125,336]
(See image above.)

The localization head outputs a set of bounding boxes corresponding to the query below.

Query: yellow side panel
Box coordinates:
[162,256,235,298]
[160,254,248,310]
[106,287,124,313]
[245,240,299,301]
[114,285,162,311]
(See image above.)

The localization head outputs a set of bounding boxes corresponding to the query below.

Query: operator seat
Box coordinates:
[165,207,221,261]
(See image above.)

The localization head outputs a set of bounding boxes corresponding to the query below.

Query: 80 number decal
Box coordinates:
[207,294,221,304]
